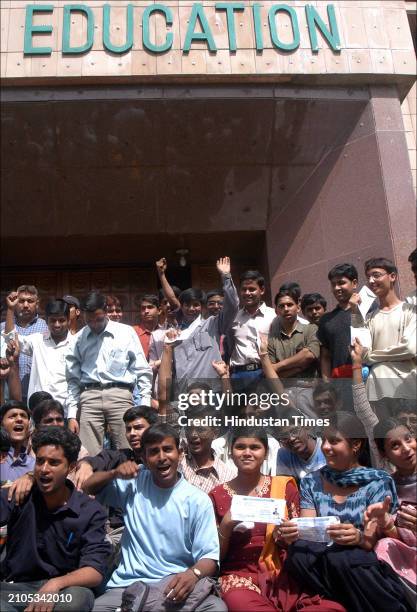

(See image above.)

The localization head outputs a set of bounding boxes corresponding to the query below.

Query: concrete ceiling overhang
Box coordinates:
[1,85,369,267]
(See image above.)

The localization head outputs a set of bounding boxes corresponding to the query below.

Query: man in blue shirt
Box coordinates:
[84,423,226,612]
[0,427,111,612]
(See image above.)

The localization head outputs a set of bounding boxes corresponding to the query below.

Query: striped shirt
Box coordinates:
[1,316,48,399]
[180,452,237,494]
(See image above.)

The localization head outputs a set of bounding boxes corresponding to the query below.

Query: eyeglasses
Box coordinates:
[366,272,388,280]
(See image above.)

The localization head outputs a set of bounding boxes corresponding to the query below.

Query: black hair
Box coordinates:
[17,285,38,296]
[328,263,358,282]
[141,423,180,450]
[364,258,398,275]
[239,270,265,288]
[28,391,53,412]
[186,381,212,394]
[106,295,123,309]
[139,294,160,308]
[159,286,181,301]
[32,399,65,428]
[123,406,158,426]
[230,427,269,452]
[80,291,107,312]
[408,248,417,268]
[324,411,370,466]
[301,293,327,311]
[313,382,339,403]
[279,282,301,300]
[373,418,414,455]
[274,287,300,307]
[392,403,417,418]
[206,290,224,301]
[0,400,30,422]
[32,426,81,464]
[0,427,11,453]
[179,288,206,306]
[45,299,69,319]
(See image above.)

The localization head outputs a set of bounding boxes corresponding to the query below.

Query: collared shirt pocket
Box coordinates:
[193,330,213,352]
[107,349,128,377]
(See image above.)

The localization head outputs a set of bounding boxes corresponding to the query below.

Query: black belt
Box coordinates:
[81,382,134,392]
[231,362,262,373]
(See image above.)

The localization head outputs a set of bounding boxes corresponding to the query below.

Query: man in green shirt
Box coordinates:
[268,286,320,416]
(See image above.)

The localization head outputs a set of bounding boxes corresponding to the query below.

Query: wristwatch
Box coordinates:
[191,567,202,580]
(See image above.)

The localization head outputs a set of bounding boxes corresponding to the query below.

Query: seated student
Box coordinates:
[83,406,157,472]
[268,285,320,417]
[301,293,327,325]
[210,356,281,476]
[0,427,111,612]
[350,257,416,420]
[209,427,344,612]
[365,419,416,606]
[352,336,417,472]
[7,399,91,504]
[0,401,34,483]
[181,407,237,492]
[84,423,225,612]
[275,409,326,479]
[279,412,410,612]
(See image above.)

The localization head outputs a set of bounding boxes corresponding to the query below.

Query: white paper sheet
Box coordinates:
[231,495,287,525]
[358,285,376,320]
[350,326,372,348]
[292,516,340,542]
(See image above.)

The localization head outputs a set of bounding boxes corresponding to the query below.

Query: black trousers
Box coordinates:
[285,539,411,612]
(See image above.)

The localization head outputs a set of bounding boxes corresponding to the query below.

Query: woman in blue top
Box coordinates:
[278,412,410,612]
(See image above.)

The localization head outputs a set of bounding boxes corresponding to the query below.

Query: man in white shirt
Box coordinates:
[66,292,152,455]
[3,297,74,415]
[351,257,416,420]
[228,270,276,390]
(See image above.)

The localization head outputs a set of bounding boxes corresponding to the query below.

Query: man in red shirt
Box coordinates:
[133,295,161,360]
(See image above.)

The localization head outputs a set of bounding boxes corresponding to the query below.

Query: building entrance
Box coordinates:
[1,84,416,316]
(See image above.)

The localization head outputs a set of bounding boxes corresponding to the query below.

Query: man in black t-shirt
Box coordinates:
[318,263,359,380]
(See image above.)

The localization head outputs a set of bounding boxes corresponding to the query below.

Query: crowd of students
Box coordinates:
[0,250,416,612]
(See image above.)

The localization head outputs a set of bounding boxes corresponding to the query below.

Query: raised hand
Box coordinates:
[364,496,392,529]
[6,291,19,310]
[212,360,229,378]
[156,258,167,275]
[348,292,362,312]
[6,339,20,365]
[350,337,365,365]
[216,257,230,275]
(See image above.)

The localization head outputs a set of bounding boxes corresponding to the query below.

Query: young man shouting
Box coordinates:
[84,423,225,612]
[0,427,110,612]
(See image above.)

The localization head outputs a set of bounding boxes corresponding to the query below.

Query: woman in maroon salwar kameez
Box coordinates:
[209,427,345,612]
